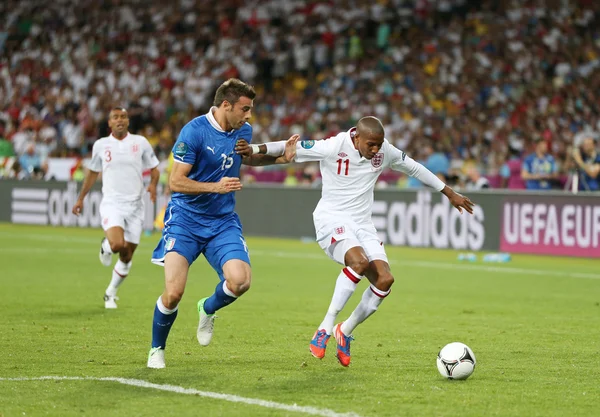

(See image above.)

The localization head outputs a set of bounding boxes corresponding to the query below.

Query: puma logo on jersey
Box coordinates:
[206,146,215,154]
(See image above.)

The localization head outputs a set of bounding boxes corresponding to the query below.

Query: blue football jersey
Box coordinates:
[523,153,556,190]
[170,110,252,217]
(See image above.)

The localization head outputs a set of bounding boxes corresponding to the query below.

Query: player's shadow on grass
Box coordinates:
[127,362,363,398]
[128,354,363,392]
[45,308,110,318]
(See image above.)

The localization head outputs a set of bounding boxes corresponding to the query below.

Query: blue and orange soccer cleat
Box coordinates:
[309,329,330,359]
[334,323,354,367]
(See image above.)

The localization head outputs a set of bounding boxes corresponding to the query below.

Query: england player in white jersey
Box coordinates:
[72,107,160,309]
[253,116,474,366]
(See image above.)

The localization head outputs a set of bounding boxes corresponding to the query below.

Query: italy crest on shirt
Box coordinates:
[166,237,176,251]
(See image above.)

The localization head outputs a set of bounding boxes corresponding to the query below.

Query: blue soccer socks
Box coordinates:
[151,296,179,349]
[203,281,238,315]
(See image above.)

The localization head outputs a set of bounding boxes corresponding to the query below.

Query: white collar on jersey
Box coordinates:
[349,127,357,139]
[110,132,130,140]
[348,127,361,152]
[348,127,370,161]
[206,106,235,133]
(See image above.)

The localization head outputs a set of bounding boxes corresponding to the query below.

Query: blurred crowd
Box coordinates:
[1,0,599,190]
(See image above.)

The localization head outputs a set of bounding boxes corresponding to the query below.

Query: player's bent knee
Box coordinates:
[222,259,251,296]
[110,240,125,253]
[164,288,184,308]
[348,257,370,276]
[119,251,133,264]
[119,246,136,262]
[376,272,394,291]
[227,278,251,296]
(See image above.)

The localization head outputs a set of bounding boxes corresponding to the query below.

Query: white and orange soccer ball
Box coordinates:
[436,342,476,380]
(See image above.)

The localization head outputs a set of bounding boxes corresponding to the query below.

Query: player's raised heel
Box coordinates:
[147,347,165,369]
[99,238,112,267]
[104,294,119,309]
[334,323,354,367]
[197,298,216,346]
[309,329,330,359]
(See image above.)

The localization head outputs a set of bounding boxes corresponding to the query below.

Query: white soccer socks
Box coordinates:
[104,260,132,309]
[318,267,363,334]
[341,285,390,336]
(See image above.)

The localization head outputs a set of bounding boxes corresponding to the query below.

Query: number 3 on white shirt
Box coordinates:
[221,153,234,170]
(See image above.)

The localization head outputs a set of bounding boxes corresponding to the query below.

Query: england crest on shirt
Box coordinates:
[371,152,384,168]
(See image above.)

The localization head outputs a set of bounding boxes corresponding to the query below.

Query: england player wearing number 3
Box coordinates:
[72,107,160,309]
[255,116,474,367]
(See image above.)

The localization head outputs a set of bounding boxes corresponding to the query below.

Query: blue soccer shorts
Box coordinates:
[151,203,250,280]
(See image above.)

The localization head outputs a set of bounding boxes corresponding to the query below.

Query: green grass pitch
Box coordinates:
[1,223,599,417]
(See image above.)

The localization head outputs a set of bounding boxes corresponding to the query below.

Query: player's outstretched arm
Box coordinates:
[390,147,474,214]
[440,186,474,214]
[240,153,280,166]
[72,169,100,215]
[170,160,242,194]
[237,135,300,166]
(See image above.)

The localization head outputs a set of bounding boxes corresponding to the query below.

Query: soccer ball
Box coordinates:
[436,342,476,380]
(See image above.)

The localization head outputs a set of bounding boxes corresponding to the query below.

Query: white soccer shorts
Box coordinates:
[314,216,388,265]
[99,199,144,244]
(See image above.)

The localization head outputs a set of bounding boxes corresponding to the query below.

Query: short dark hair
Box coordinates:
[357,116,385,137]
[108,107,128,119]
[213,79,256,107]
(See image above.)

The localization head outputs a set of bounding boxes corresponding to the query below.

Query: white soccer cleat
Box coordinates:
[196,298,216,346]
[99,238,112,267]
[104,294,119,309]
[147,347,165,369]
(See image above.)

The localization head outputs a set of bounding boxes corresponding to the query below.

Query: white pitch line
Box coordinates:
[249,250,600,280]
[0,376,363,417]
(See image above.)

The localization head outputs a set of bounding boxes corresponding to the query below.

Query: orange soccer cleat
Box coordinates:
[309,329,331,359]
[334,323,354,367]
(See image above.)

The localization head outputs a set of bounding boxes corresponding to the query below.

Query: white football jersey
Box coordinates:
[88,133,159,203]
[295,128,445,226]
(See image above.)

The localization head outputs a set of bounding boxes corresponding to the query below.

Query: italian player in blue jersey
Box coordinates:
[147,79,296,368]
